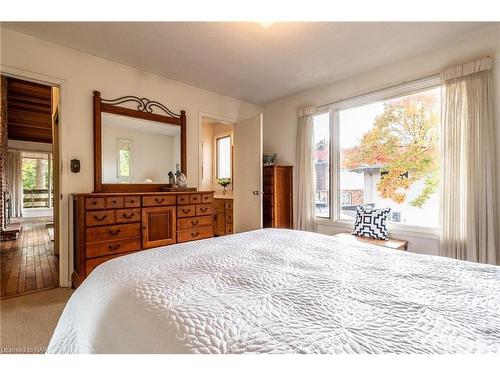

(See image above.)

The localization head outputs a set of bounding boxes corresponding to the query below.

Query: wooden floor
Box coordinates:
[1,217,59,299]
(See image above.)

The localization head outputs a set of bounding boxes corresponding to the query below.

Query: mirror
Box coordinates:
[93,91,186,192]
[101,113,181,184]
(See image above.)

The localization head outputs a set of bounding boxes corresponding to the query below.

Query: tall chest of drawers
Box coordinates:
[72,191,214,287]
[263,165,293,228]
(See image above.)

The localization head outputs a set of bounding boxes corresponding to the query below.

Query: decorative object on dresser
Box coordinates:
[93,91,186,193]
[216,178,231,195]
[263,153,277,166]
[72,191,214,287]
[213,197,233,236]
[263,165,293,228]
[332,232,408,251]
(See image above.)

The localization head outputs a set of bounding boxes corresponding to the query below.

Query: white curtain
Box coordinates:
[296,106,317,231]
[439,56,498,265]
[7,150,23,218]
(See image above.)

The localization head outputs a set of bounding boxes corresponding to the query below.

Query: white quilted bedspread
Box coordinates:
[47,229,500,354]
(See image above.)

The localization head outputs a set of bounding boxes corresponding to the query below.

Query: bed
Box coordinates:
[47,229,500,354]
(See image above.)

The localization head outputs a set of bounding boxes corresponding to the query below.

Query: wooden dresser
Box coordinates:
[213,197,233,236]
[72,191,214,287]
[263,165,293,229]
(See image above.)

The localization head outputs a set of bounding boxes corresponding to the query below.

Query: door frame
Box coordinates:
[0,64,70,287]
[197,112,236,190]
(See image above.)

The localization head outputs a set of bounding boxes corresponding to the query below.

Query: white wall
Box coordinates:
[1,27,262,286]
[263,25,500,255]
[101,125,177,183]
[200,119,214,191]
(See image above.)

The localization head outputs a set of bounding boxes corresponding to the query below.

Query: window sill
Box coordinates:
[316,218,439,240]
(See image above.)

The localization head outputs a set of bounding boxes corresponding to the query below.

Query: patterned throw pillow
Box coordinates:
[352,206,391,240]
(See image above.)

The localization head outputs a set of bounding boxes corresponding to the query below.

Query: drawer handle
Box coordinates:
[155,197,165,203]
[191,231,199,238]
[108,244,121,251]
[182,208,191,214]
[108,229,121,236]
[130,199,135,203]
[122,213,134,219]
[112,200,117,204]
[92,201,98,205]
[93,215,107,221]
[191,220,199,226]
[200,207,208,213]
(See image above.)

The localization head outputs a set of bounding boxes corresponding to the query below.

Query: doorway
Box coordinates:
[200,117,234,196]
[199,113,263,235]
[1,76,60,299]
[200,116,235,236]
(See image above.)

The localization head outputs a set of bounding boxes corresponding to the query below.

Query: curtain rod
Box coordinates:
[317,73,440,109]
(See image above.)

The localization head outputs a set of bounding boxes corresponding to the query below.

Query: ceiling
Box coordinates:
[7,77,53,144]
[3,22,497,104]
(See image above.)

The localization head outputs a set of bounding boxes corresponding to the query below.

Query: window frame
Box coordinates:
[215,134,232,180]
[116,138,133,180]
[315,76,441,238]
[313,109,332,219]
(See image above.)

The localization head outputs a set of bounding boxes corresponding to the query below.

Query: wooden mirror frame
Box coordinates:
[93,91,186,192]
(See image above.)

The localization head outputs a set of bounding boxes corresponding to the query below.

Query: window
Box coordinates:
[216,135,231,179]
[314,80,441,229]
[117,138,132,179]
[21,152,53,208]
[313,112,330,218]
[341,192,352,206]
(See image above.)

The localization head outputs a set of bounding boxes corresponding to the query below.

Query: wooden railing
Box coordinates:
[23,189,53,208]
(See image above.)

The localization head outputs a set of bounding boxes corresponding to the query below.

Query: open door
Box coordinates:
[233,114,263,233]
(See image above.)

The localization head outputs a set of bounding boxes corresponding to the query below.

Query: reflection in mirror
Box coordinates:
[101,113,181,183]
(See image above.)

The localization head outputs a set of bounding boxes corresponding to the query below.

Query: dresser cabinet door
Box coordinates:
[142,206,176,249]
[213,200,226,236]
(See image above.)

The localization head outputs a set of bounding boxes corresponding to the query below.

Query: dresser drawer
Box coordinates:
[177,215,213,230]
[85,253,127,276]
[177,205,196,217]
[196,204,213,216]
[224,201,233,210]
[86,238,141,259]
[263,176,274,186]
[189,194,202,204]
[176,194,190,205]
[142,195,176,207]
[263,195,274,207]
[85,197,105,210]
[177,227,213,243]
[86,210,115,227]
[106,197,124,209]
[85,223,141,242]
[264,167,275,177]
[115,208,141,223]
[201,193,213,203]
[263,184,274,194]
[225,210,233,223]
[225,224,233,234]
[124,196,141,208]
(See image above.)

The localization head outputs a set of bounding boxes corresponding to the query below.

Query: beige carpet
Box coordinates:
[0,288,73,354]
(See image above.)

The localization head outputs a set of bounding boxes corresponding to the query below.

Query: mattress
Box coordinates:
[47,229,500,353]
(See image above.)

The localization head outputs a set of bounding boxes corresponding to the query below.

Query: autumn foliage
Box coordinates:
[341,92,439,207]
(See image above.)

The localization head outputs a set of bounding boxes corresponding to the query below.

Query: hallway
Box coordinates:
[1,217,58,299]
